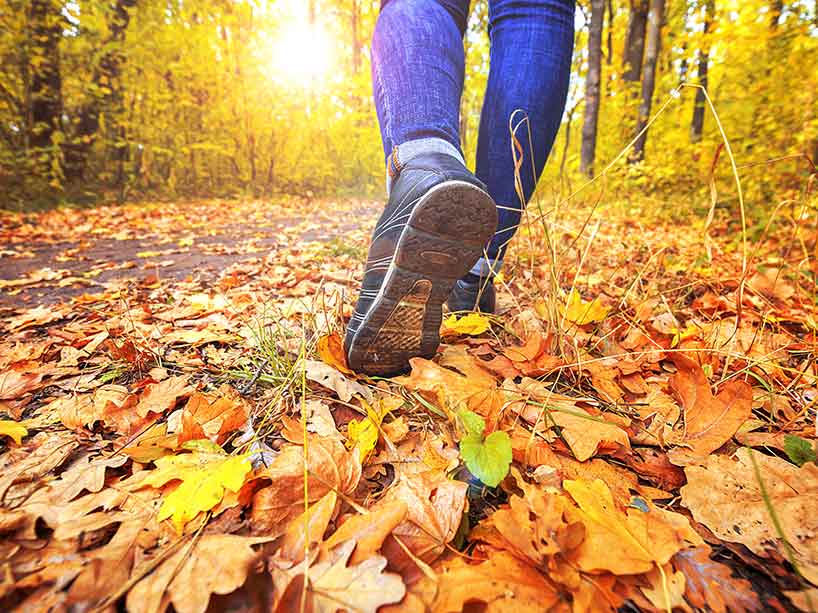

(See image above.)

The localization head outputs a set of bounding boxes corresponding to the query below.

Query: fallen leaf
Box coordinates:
[127,535,267,613]
[135,374,194,417]
[135,450,252,532]
[274,539,405,613]
[317,331,354,374]
[458,410,512,487]
[666,354,753,465]
[0,419,28,445]
[672,546,761,612]
[179,388,249,444]
[562,289,611,325]
[442,312,491,336]
[681,447,818,585]
[324,501,408,564]
[432,551,560,612]
[304,359,371,403]
[564,478,698,575]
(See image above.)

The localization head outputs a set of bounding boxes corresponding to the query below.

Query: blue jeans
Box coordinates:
[372,0,575,276]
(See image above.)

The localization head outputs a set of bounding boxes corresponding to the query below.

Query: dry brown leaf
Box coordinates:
[304,359,371,403]
[666,354,752,465]
[324,501,408,564]
[277,491,337,563]
[432,551,560,612]
[251,438,361,536]
[317,331,353,374]
[135,374,194,417]
[273,539,405,613]
[378,471,467,569]
[681,447,818,585]
[179,387,249,444]
[0,364,44,400]
[126,535,267,613]
[672,546,761,612]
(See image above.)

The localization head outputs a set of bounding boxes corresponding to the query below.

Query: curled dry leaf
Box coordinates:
[317,331,354,374]
[666,354,753,465]
[304,359,371,403]
[681,447,818,585]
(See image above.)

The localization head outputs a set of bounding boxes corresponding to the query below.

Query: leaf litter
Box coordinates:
[0,195,817,611]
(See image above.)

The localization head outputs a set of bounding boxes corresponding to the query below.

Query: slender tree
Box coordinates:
[631,0,665,162]
[580,0,605,177]
[27,0,63,179]
[623,0,649,83]
[690,0,714,142]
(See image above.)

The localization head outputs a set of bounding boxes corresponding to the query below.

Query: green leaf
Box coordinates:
[459,429,512,488]
[784,435,816,467]
[459,409,485,438]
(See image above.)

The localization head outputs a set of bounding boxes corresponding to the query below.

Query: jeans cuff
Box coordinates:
[470,256,502,278]
[386,137,465,194]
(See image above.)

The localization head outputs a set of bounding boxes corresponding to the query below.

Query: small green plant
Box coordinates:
[457,409,512,488]
[784,435,817,467]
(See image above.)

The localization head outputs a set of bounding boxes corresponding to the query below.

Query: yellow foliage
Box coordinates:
[141,450,252,533]
[443,313,491,336]
[561,290,611,325]
[0,420,28,445]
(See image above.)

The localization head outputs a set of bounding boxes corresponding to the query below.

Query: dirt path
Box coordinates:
[0,198,378,310]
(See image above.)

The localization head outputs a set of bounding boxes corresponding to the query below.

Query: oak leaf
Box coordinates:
[137,450,252,533]
[135,374,194,417]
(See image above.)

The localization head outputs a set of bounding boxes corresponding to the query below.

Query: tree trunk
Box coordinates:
[580,0,605,177]
[631,0,665,163]
[27,0,63,178]
[351,0,360,74]
[690,0,714,142]
[64,0,137,182]
[623,0,649,83]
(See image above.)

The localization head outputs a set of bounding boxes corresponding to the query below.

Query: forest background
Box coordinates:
[2,0,817,210]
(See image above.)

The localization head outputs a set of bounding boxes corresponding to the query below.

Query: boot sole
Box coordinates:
[347,180,497,376]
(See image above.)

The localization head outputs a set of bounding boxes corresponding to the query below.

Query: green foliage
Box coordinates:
[458,409,512,488]
[784,434,816,467]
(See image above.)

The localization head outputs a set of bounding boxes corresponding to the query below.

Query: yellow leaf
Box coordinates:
[345,398,399,461]
[136,250,163,258]
[141,451,252,533]
[0,420,28,445]
[443,313,491,336]
[561,290,610,325]
[177,237,194,247]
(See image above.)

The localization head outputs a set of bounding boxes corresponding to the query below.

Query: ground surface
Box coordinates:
[0,195,816,612]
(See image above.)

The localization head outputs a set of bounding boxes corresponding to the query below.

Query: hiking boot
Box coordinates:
[447,272,496,313]
[345,152,497,376]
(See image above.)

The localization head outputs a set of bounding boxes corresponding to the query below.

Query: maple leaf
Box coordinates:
[563,478,698,575]
[432,551,561,612]
[681,447,818,585]
[179,387,249,445]
[666,354,752,465]
[0,419,28,445]
[562,289,611,325]
[274,540,405,613]
[442,312,491,336]
[138,450,252,533]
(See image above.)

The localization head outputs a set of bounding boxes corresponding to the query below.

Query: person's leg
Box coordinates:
[472,0,575,278]
[372,0,471,188]
[346,0,497,375]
